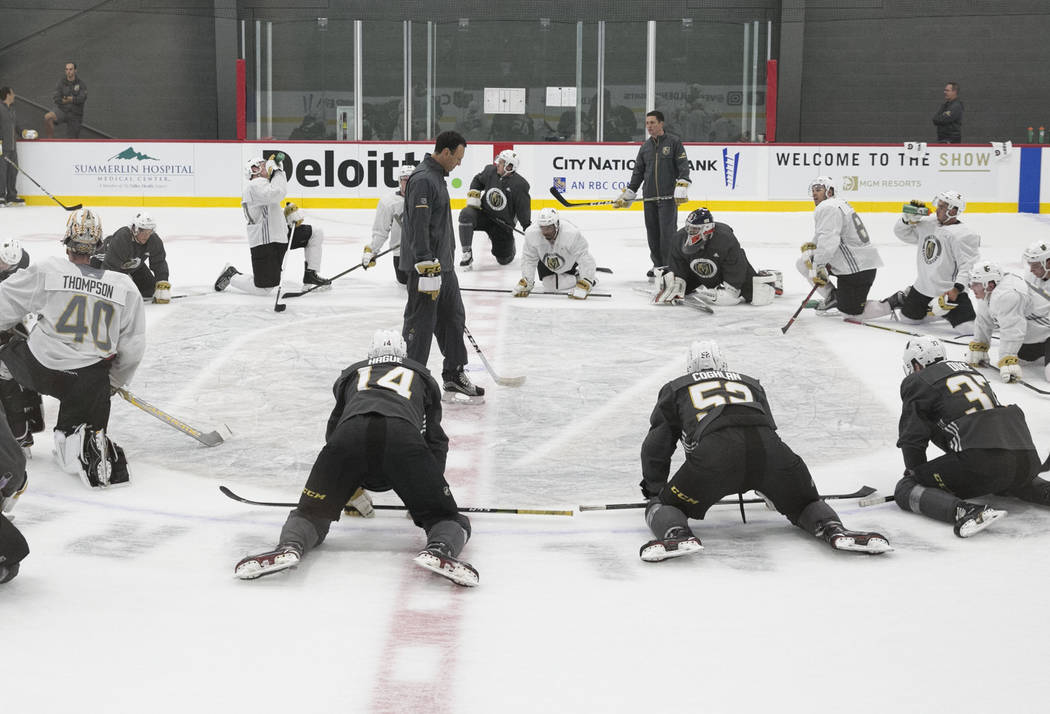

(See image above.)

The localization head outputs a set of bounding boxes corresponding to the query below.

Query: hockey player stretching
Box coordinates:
[235,330,478,586]
[637,340,891,561]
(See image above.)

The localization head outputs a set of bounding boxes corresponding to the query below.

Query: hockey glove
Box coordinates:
[361,245,377,269]
[651,270,686,304]
[799,242,817,254]
[512,277,533,297]
[414,260,442,300]
[674,179,690,205]
[613,188,636,209]
[998,355,1022,383]
[929,293,958,317]
[346,487,375,518]
[154,281,171,304]
[964,341,990,367]
[640,479,664,500]
[466,189,482,209]
[283,202,304,227]
[810,265,830,287]
[568,277,594,300]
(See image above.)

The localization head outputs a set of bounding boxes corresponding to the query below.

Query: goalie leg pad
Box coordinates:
[750,275,777,306]
[758,269,783,295]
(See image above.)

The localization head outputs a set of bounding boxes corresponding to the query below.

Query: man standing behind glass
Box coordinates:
[613,110,691,277]
[932,82,963,144]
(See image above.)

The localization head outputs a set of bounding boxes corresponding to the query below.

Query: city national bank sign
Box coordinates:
[73,146,195,194]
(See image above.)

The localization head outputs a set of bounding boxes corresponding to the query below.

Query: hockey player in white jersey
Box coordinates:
[512,208,597,299]
[0,210,145,488]
[796,176,884,316]
[362,163,413,285]
[965,260,1050,384]
[867,191,980,335]
[1023,238,1050,295]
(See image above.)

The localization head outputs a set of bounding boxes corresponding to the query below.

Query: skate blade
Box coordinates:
[234,552,300,580]
[413,551,479,587]
[831,535,893,554]
[957,509,1007,538]
[640,538,704,562]
[442,391,485,405]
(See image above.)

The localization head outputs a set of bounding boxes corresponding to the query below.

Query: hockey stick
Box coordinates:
[461,286,612,298]
[463,326,526,387]
[579,485,878,512]
[632,286,714,314]
[548,185,674,208]
[842,318,971,346]
[117,388,224,447]
[976,367,1050,396]
[219,485,572,516]
[780,283,820,334]
[1,155,82,211]
[275,246,397,310]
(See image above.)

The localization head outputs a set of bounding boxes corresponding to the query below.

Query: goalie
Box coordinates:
[650,208,781,307]
[512,208,597,300]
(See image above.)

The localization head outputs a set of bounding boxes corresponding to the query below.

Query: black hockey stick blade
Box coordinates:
[596,266,613,274]
[579,486,877,512]
[273,286,287,312]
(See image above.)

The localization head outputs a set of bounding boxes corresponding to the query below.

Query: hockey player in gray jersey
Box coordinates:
[867,191,979,335]
[0,210,145,488]
[637,340,891,561]
[235,330,478,586]
[895,336,1050,537]
[964,260,1050,384]
[362,163,413,285]
[796,176,884,316]
[458,149,531,269]
[512,208,597,299]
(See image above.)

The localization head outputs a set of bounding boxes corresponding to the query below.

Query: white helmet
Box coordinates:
[64,209,103,254]
[686,340,728,372]
[244,157,266,180]
[808,176,835,196]
[1022,239,1050,266]
[901,336,946,376]
[969,260,1003,291]
[397,163,415,181]
[495,149,520,173]
[537,207,559,227]
[368,329,406,360]
[131,211,156,232]
[933,190,965,218]
[0,238,22,267]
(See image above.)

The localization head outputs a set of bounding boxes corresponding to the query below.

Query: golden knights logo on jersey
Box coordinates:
[922,236,943,264]
[689,257,719,279]
[543,253,566,271]
[485,187,508,212]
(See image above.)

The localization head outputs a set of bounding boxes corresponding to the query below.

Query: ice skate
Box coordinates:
[0,472,27,514]
[214,263,241,291]
[640,527,704,562]
[814,288,838,313]
[459,248,473,270]
[443,369,485,405]
[234,543,303,580]
[821,522,892,554]
[954,503,1007,538]
[413,544,479,587]
[303,268,332,287]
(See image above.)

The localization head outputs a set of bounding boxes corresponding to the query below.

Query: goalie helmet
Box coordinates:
[901,336,946,376]
[244,157,266,180]
[0,238,22,267]
[808,176,835,197]
[969,260,1003,292]
[131,211,156,233]
[1022,239,1050,266]
[686,340,727,372]
[63,209,103,255]
[683,207,716,255]
[368,329,406,360]
[495,149,520,173]
[933,190,965,218]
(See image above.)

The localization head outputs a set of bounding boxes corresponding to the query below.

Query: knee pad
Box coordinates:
[894,474,921,512]
[495,249,516,266]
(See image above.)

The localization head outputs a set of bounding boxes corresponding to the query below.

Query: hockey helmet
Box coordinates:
[1022,239,1050,267]
[368,329,406,360]
[131,211,156,233]
[933,190,965,219]
[683,207,716,254]
[901,336,946,376]
[398,163,416,181]
[63,209,103,255]
[969,260,1003,294]
[0,238,22,267]
[495,149,520,173]
[537,207,560,239]
[808,176,835,197]
[244,156,266,180]
[686,340,728,372]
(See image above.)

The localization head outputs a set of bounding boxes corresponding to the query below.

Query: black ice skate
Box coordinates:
[814,287,838,313]
[639,526,704,562]
[413,544,479,587]
[821,522,892,554]
[443,369,485,405]
[303,268,332,287]
[459,248,473,269]
[214,264,241,291]
[0,472,27,514]
[954,502,1007,538]
[234,543,303,580]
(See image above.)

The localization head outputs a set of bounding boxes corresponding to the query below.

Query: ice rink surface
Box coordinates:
[3,202,1050,714]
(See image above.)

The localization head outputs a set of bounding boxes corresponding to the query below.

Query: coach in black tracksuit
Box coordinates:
[400,131,480,396]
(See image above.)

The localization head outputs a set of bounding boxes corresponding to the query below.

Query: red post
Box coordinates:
[236,59,246,141]
[765,59,778,143]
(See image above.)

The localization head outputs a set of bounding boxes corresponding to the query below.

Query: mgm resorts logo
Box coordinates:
[841,176,861,191]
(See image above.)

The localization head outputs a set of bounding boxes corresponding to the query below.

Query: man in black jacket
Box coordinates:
[44,62,87,139]
[458,149,531,269]
[932,82,963,144]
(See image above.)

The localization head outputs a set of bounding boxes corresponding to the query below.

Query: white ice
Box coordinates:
[3,203,1050,714]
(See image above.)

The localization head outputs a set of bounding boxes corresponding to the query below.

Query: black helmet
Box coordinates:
[683,208,715,254]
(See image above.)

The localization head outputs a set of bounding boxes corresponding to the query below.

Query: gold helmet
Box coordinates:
[64,209,103,255]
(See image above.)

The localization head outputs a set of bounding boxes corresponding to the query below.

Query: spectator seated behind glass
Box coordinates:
[43,62,87,139]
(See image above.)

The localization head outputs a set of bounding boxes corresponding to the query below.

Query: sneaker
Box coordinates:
[821,522,892,554]
[413,544,479,587]
[303,268,332,287]
[214,264,241,292]
[459,249,473,269]
[443,368,485,398]
[954,503,1007,538]
[640,526,704,562]
[234,543,303,580]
